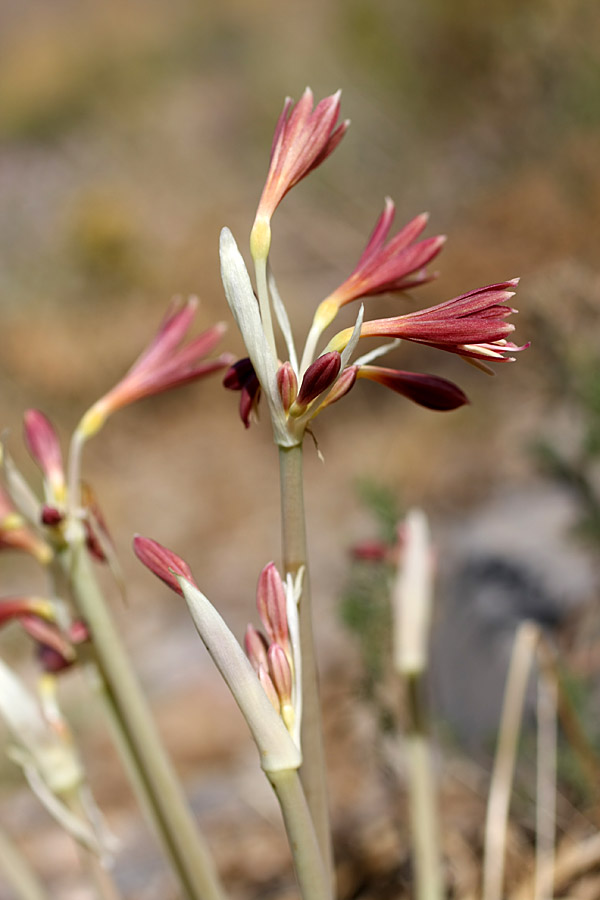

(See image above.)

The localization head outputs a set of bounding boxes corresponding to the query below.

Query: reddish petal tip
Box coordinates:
[133,535,194,596]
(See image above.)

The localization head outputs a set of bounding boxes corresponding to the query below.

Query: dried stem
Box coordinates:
[278,444,334,889]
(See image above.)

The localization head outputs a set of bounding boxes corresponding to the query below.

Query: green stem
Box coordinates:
[268,769,331,900]
[0,827,50,900]
[278,444,334,888]
[65,532,224,900]
[403,673,443,900]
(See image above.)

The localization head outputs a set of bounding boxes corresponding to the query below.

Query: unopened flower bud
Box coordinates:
[41,506,64,527]
[268,644,293,706]
[256,563,288,649]
[268,643,295,732]
[244,624,269,673]
[317,364,358,410]
[258,663,280,712]
[133,535,195,596]
[294,352,342,411]
[23,410,66,501]
[276,362,298,412]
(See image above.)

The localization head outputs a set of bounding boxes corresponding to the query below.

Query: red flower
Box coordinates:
[78,298,233,438]
[315,200,445,331]
[256,88,348,222]
[251,89,348,259]
[329,280,527,363]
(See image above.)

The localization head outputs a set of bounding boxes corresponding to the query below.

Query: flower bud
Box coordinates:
[23,410,65,501]
[258,664,281,712]
[133,536,195,596]
[244,624,269,673]
[276,362,298,412]
[268,644,293,707]
[256,563,288,649]
[294,352,341,410]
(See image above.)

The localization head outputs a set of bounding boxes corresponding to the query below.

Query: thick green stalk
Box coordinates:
[278,444,334,887]
[268,768,331,900]
[64,531,224,900]
[0,827,49,900]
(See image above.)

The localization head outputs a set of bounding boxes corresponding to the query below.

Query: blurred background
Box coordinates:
[1,0,600,897]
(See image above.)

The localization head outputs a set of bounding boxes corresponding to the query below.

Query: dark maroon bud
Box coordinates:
[41,506,64,526]
[296,352,341,407]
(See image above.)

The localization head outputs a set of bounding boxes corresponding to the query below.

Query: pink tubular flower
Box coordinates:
[78,298,234,438]
[133,535,195,597]
[314,200,446,331]
[328,280,527,363]
[251,89,348,257]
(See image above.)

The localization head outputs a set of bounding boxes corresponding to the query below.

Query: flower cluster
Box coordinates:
[244,563,300,737]
[222,89,527,446]
[134,537,302,767]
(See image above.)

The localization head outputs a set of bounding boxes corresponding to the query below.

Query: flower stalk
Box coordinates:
[278,444,334,887]
[267,768,331,900]
[63,527,224,900]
